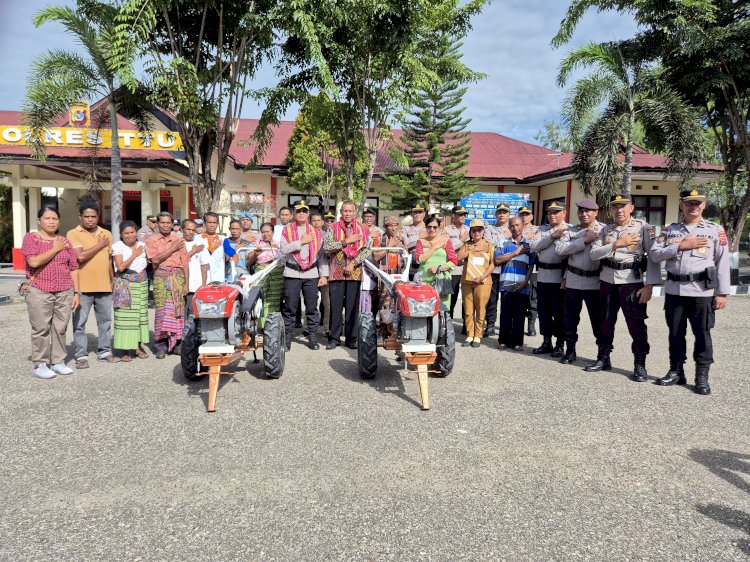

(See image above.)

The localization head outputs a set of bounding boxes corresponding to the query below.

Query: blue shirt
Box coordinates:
[495,237,536,295]
[223,237,251,278]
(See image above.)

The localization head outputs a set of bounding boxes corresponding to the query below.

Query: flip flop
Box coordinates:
[98,355,121,363]
[121,355,132,362]
[135,350,149,359]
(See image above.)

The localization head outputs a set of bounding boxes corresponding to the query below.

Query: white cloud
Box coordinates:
[0,0,637,144]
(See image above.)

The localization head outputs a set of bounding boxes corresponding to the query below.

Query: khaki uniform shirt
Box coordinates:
[528,223,569,284]
[590,218,661,285]
[649,220,730,296]
[66,225,113,293]
[555,221,603,291]
[483,222,510,248]
[400,224,425,251]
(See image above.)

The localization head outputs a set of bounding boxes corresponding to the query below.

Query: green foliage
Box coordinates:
[556,40,704,208]
[114,0,276,214]
[255,0,487,206]
[385,32,478,210]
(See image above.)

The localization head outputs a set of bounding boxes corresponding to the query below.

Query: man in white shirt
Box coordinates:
[200,212,226,283]
[182,219,210,324]
[273,206,293,243]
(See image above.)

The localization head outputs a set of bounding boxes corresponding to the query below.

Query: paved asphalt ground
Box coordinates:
[1,277,748,561]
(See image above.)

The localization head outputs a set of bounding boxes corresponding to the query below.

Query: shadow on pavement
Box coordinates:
[690,448,750,556]
[171,362,240,410]
[328,356,422,409]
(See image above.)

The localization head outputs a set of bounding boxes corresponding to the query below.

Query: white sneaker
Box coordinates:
[32,364,56,380]
[50,363,74,376]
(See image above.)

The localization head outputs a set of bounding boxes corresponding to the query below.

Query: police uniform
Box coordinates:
[649,188,730,394]
[587,194,661,379]
[520,212,538,335]
[528,201,568,356]
[482,204,512,336]
[444,205,470,321]
[554,199,603,364]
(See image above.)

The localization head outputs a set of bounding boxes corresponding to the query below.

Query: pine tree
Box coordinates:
[386,33,478,210]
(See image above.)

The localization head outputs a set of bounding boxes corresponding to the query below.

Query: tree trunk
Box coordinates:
[621,110,634,198]
[108,99,123,243]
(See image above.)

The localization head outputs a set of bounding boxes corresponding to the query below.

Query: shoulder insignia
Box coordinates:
[657,235,666,243]
[646,226,655,239]
[719,230,728,246]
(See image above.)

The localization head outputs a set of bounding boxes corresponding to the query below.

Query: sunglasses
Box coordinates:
[426,225,440,230]
[296,209,309,213]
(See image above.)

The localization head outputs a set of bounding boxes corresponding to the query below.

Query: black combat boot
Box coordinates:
[285,329,292,352]
[632,355,648,382]
[694,363,711,395]
[551,339,565,358]
[532,337,553,355]
[308,331,320,350]
[655,363,687,386]
[560,342,577,365]
[584,350,612,372]
[526,312,537,336]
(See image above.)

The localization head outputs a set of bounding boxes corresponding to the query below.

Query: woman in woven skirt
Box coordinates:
[111,221,150,361]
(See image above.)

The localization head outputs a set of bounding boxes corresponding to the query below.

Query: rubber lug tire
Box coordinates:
[263,312,286,379]
[358,312,378,379]
[434,312,455,377]
[181,317,205,381]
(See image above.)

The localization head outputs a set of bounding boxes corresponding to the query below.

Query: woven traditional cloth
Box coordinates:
[113,274,149,350]
[153,266,185,351]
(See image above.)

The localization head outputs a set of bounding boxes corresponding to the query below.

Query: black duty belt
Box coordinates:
[602,259,640,271]
[567,264,601,277]
[285,260,318,272]
[537,261,564,270]
[667,271,708,282]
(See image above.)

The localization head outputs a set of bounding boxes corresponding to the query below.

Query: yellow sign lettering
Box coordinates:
[0,125,183,151]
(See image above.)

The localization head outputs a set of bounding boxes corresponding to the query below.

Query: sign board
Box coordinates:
[459,192,530,225]
[0,125,183,151]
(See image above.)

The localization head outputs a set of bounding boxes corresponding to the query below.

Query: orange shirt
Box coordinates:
[66,225,113,293]
[146,233,189,269]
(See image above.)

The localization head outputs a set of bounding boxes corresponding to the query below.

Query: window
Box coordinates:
[632,195,666,229]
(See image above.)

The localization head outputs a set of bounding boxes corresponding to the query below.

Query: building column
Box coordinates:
[11,165,27,270]
[27,186,40,233]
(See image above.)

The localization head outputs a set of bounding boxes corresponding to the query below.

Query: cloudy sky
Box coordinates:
[0,0,636,145]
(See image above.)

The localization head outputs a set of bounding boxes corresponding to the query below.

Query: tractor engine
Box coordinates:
[191,284,263,351]
[393,283,441,345]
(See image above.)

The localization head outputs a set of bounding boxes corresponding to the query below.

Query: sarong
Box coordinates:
[154,266,185,351]
[256,261,284,327]
[113,271,149,350]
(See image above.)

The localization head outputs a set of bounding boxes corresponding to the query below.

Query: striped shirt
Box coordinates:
[495,237,536,295]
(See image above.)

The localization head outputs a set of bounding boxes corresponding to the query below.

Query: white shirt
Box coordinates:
[184,239,210,293]
[273,222,292,244]
[111,241,148,273]
[200,233,226,283]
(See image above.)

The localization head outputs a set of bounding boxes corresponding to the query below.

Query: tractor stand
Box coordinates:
[198,333,259,413]
[383,336,435,410]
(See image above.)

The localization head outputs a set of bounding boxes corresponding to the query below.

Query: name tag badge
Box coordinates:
[471,256,484,266]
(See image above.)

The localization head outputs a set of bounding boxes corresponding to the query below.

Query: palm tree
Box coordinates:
[24,1,149,242]
[557,41,704,208]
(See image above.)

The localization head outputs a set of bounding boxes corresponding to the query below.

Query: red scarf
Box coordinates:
[283,221,322,270]
[333,218,366,259]
[201,233,221,254]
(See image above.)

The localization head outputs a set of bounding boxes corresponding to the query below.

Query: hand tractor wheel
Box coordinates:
[358,312,378,379]
[181,317,206,382]
[434,311,455,377]
[263,312,286,379]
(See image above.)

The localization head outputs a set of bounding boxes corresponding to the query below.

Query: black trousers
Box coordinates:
[329,280,360,344]
[499,291,528,347]
[484,273,501,328]
[599,281,649,357]
[537,281,564,340]
[449,274,463,319]
[282,277,320,333]
[563,287,601,346]
[665,293,714,365]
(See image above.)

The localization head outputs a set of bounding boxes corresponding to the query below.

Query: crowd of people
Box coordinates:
[21,188,729,395]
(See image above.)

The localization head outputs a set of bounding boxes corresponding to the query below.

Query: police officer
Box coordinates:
[586,193,661,380]
[554,199,603,364]
[519,206,538,336]
[528,201,568,357]
[444,205,470,324]
[482,203,512,336]
[401,202,427,251]
[650,188,730,395]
